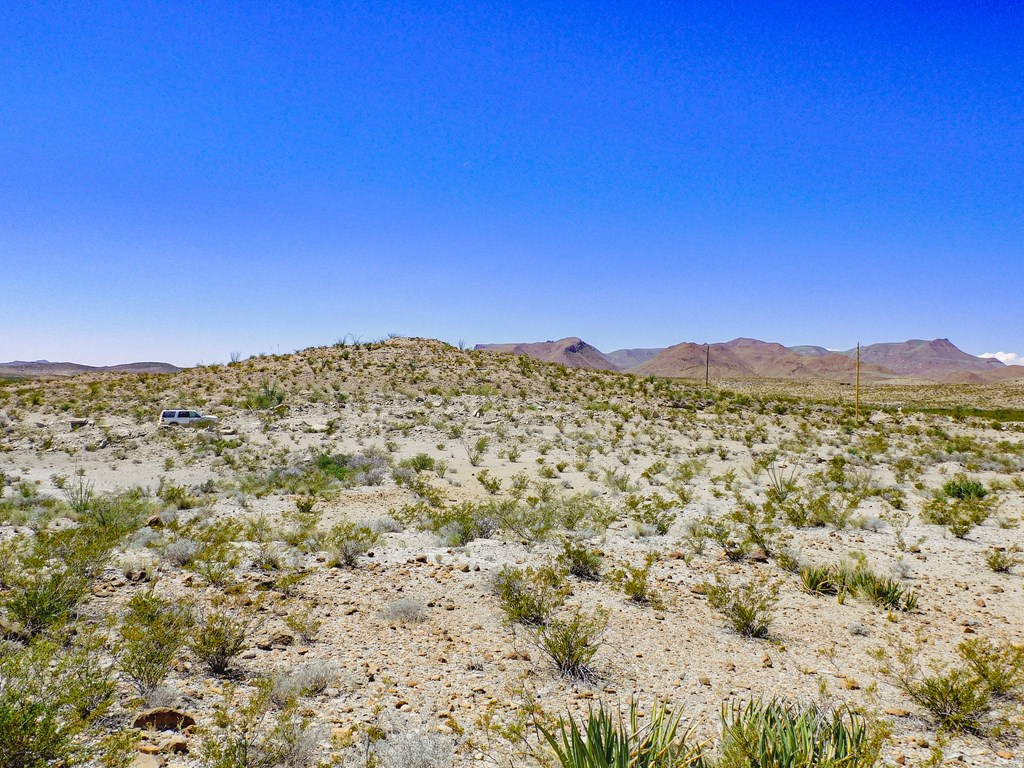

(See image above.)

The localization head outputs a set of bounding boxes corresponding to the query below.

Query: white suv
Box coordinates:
[159,409,218,427]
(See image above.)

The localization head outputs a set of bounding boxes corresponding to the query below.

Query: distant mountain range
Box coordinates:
[475,337,1024,384]
[0,360,181,378]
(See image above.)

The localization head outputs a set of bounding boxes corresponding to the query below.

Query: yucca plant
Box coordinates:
[718,699,880,768]
[542,699,706,768]
[798,565,837,595]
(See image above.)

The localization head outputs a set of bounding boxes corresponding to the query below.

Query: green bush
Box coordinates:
[703,575,778,638]
[201,679,324,768]
[190,608,254,676]
[0,636,124,768]
[535,608,607,682]
[985,547,1020,573]
[958,637,1024,699]
[922,474,997,538]
[242,378,286,411]
[608,554,661,607]
[557,540,603,581]
[4,566,90,636]
[118,589,194,694]
[626,493,676,536]
[492,565,566,626]
[324,520,380,567]
[905,667,990,734]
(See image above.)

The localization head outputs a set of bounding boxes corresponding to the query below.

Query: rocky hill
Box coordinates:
[0,360,182,377]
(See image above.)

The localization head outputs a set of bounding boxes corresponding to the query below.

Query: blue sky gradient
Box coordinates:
[2,2,1022,366]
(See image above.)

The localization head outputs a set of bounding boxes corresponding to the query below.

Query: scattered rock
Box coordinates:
[161,736,188,754]
[133,753,163,768]
[256,632,295,650]
[0,618,30,643]
[133,708,196,732]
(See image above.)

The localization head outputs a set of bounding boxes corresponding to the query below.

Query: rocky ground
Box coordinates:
[1,337,1022,767]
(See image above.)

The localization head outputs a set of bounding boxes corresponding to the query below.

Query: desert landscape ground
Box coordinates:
[2,336,1023,768]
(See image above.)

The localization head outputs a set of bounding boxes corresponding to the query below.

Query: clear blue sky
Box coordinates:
[2,2,1022,366]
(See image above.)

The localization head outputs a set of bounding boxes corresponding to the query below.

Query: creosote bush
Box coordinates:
[201,678,326,768]
[324,520,380,567]
[118,588,194,694]
[534,607,608,683]
[493,565,567,626]
[608,553,661,607]
[190,607,255,676]
[702,574,778,638]
[557,539,603,581]
[921,473,997,538]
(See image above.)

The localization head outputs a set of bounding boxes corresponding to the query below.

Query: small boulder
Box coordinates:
[133,708,196,732]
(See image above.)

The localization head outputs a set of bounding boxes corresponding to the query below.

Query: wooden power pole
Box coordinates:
[855,342,860,426]
[705,344,710,387]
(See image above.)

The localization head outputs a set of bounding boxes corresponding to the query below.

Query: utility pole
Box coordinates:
[705,343,710,387]
[855,342,860,426]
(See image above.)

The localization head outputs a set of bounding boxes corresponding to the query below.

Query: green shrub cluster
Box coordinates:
[799,560,918,612]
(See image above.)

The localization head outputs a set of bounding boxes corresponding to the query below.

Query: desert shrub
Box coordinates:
[942,474,988,500]
[905,667,991,734]
[535,608,608,682]
[542,699,703,768]
[162,536,199,566]
[62,477,93,516]
[986,547,1021,573]
[312,449,390,488]
[921,474,997,538]
[118,589,194,694]
[730,498,783,555]
[283,610,321,643]
[430,502,499,546]
[958,637,1024,699]
[4,566,90,636]
[491,498,562,542]
[476,469,502,494]
[557,540,603,581]
[157,481,200,510]
[0,635,125,768]
[465,436,490,467]
[242,378,286,411]
[608,553,661,607]
[201,679,326,768]
[270,661,340,706]
[400,453,435,473]
[625,493,676,536]
[701,515,750,561]
[373,731,456,768]
[493,566,567,626]
[190,607,254,675]
[323,520,380,567]
[703,575,778,638]
[385,598,427,625]
[718,698,881,768]
[800,561,917,611]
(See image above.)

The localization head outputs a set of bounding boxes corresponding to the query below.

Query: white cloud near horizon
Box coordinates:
[980,352,1024,366]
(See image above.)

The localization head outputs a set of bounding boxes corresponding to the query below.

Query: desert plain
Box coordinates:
[1,337,1023,767]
